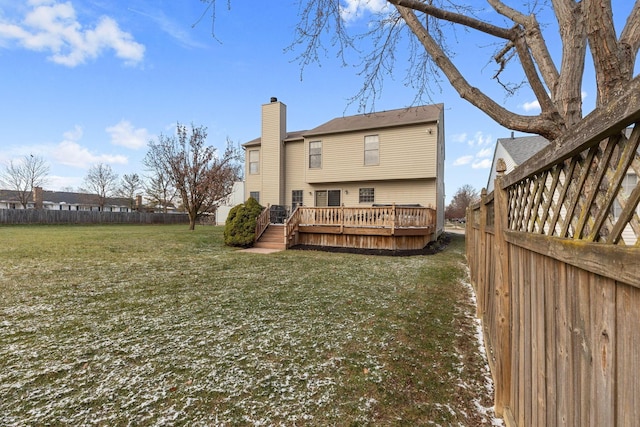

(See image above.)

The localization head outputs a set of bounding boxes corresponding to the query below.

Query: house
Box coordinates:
[0,187,136,212]
[215,181,245,225]
[242,98,445,248]
[486,133,550,192]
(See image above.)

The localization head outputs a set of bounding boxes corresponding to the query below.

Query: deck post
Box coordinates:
[391,202,396,235]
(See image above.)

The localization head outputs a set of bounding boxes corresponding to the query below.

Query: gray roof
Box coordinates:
[242,103,443,146]
[304,104,443,137]
[497,135,550,165]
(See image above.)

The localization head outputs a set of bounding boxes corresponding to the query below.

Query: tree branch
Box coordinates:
[487,0,559,97]
[619,1,640,76]
[389,0,514,39]
[395,5,564,140]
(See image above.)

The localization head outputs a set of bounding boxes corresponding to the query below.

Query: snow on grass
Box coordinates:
[0,226,498,425]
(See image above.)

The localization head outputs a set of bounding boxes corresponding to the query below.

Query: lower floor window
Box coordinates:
[249,191,260,203]
[359,188,375,203]
[315,190,341,207]
[292,190,303,208]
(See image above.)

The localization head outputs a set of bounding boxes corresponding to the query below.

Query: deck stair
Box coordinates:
[254,224,286,250]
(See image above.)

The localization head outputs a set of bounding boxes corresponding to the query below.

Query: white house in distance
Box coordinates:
[242,97,446,239]
[486,133,550,192]
[216,181,245,225]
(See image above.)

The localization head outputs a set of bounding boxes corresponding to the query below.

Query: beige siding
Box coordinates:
[305,123,438,184]
[283,140,313,206]
[244,147,262,202]
[309,179,437,208]
[261,102,286,206]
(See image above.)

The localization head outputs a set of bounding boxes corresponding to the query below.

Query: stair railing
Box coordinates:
[255,205,271,241]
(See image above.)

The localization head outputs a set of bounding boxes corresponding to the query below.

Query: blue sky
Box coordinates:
[0,0,619,203]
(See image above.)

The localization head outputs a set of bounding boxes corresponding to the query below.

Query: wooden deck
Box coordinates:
[281,205,437,250]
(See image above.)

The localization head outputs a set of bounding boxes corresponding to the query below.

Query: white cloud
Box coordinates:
[451,131,495,168]
[0,0,144,66]
[63,124,83,141]
[127,7,207,49]
[476,147,493,158]
[451,133,468,144]
[472,159,492,169]
[522,99,540,112]
[340,0,389,22]
[106,120,150,149]
[52,126,128,168]
[453,155,473,166]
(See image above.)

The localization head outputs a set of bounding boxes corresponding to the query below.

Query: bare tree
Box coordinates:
[144,171,178,213]
[445,184,479,220]
[145,123,241,230]
[117,173,143,210]
[0,154,49,208]
[83,163,119,211]
[201,1,639,142]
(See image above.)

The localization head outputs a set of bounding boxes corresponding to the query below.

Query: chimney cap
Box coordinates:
[270,97,278,103]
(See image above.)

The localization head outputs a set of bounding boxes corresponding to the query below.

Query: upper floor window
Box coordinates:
[364,135,379,166]
[309,141,322,169]
[249,149,260,174]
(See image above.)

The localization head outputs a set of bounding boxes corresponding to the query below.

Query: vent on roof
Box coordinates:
[270,97,277,103]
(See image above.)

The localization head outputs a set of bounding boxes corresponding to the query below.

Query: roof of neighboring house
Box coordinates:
[242,103,443,147]
[496,135,550,165]
[0,189,131,206]
[304,104,443,137]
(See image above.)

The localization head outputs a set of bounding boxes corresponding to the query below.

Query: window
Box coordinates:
[292,190,303,208]
[612,173,637,219]
[309,141,322,168]
[249,150,260,174]
[359,188,375,203]
[249,191,260,203]
[315,190,341,207]
[364,135,379,165]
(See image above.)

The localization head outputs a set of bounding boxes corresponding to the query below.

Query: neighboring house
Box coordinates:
[0,187,136,212]
[243,98,446,237]
[215,181,245,225]
[486,133,550,192]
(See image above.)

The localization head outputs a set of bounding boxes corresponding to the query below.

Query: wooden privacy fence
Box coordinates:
[467,77,640,427]
[0,209,190,225]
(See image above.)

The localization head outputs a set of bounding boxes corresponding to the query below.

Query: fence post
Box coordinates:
[492,158,511,417]
[478,189,488,319]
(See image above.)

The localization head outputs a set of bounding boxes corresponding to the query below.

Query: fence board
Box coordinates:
[616,284,640,426]
[543,256,557,427]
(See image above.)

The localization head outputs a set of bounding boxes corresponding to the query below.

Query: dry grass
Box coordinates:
[0,225,499,426]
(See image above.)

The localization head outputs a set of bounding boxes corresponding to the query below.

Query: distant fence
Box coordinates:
[0,209,190,225]
[467,77,640,426]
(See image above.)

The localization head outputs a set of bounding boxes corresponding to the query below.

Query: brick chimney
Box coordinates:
[33,186,44,209]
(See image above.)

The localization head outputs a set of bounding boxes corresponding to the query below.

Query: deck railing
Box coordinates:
[293,205,435,228]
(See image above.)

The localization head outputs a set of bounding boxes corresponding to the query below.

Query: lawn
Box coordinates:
[0,225,499,426]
